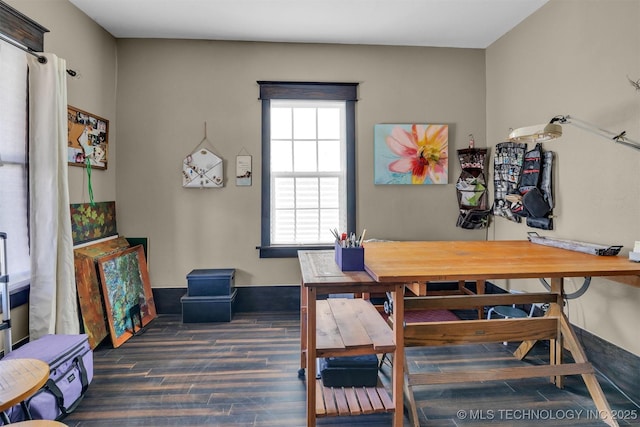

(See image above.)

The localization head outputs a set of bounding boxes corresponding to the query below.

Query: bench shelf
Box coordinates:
[314,298,396,420]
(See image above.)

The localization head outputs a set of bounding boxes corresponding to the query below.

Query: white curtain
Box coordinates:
[28,53,79,338]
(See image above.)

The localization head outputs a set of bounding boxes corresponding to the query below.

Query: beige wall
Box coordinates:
[5,0,117,345]
[114,40,487,288]
[487,0,640,355]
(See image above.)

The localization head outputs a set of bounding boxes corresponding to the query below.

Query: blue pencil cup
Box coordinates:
[334,242,365,271]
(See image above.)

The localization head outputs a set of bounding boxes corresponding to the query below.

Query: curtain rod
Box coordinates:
[0,33,77,77]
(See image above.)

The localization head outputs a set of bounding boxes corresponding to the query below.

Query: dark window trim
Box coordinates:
[258,81,358,258]
[0,1,49,52]
[258,81,358,101]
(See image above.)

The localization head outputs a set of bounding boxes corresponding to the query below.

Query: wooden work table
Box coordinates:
[300,241,640,426]
[364,240,640,283]
[363,240,640,427]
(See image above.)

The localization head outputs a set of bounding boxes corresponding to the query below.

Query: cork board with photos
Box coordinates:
[67,105,109,170]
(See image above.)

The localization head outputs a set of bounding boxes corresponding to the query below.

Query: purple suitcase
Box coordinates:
[2,334,93,422]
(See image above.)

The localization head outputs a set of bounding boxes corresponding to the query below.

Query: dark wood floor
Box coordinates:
[61,313,640,426]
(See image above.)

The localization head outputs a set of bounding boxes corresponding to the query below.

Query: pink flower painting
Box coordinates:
[374,124,448,184]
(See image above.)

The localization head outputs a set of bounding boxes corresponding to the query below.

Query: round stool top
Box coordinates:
[10,421,67,426]
[0,358,49,412]
[493,305,528,318]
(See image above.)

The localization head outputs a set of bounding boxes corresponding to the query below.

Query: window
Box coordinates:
[0,42,30,290]
[270,100,346,244]
[258,82,358,258]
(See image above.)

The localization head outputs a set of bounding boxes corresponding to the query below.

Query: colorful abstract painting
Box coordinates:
[73,236,131,349]
[70,201,117,245]
[74,256,109,349]
[374,124,449,185]
[97,245,156,348]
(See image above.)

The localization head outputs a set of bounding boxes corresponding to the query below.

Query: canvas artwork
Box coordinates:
[374,124,449,185]
[74,256,109,349]
[70,201,117,245]
[73,236,131,349]
[97,245,156,348]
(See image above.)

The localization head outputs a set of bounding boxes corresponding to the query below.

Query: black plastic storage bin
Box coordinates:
[319,354,379,387]
[181,289,237,323]
[186,268,235,296]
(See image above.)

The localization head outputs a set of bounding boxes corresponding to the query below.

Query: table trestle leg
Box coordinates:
[559,310,619,427]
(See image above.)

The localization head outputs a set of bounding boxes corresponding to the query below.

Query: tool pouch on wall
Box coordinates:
[522,187,551,218]
[527,216,553,230]
[540,151,554,210]
[518,143,543,192]
[493,142,527,223]
[456,148,490,229]
[494,141,554,230]
[457,209,491,230]
[518,144,554,230]
[456,170,487,209]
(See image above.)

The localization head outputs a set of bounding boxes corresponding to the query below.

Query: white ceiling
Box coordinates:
[67,0,548,49]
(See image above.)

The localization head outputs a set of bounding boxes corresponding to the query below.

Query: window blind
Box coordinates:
[270,100,346,245]
[0,41,30,289]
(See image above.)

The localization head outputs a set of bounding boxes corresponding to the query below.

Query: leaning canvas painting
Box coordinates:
[374,124,448,185]
[97,245,156,347]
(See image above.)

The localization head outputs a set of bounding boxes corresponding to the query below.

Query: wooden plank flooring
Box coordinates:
[61,313,640,426]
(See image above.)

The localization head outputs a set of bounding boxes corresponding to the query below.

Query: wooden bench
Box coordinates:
[388,291,615,427]
[405,279,486,318]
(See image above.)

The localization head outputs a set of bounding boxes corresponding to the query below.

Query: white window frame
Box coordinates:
[269,100,347,246]
[258,81,358,258]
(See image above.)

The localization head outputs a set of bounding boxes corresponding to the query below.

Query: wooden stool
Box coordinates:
[10,421,67,426]
[0,358,49,423]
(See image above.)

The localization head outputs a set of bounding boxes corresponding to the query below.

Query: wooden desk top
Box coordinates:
[363,240,640,283]
[299,250,378,286]
[0,358,49,412]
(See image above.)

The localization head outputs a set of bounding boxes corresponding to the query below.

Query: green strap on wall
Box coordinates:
[85,157,95,206]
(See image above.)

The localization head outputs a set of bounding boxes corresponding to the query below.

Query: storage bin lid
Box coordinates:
[181,289,237,302]
[323,354,379,368]
[186,268,235,278]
